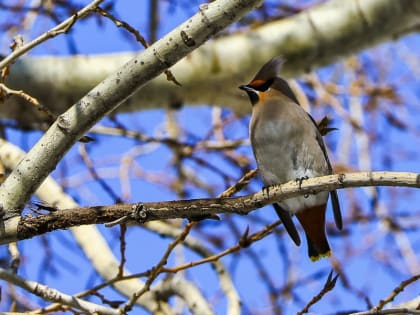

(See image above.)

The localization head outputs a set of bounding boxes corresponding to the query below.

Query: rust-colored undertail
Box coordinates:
[296,204,331,261]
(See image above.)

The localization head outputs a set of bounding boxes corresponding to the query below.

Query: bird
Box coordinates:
[239,57,342,261]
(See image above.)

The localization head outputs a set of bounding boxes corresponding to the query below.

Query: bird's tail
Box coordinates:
[296,204,331,261]
[273,203,301,246]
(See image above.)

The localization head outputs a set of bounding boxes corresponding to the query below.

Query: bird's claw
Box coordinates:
[262,186,270,197]
[296,176,309,189]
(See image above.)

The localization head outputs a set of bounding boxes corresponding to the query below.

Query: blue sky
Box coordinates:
[0,1,419,314]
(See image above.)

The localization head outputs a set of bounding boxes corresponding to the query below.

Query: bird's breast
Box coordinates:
[250,100,330,211]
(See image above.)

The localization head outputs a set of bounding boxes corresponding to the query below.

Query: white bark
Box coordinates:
[155,277,215,315]
[2,0,420,126]
[0,267,119,315]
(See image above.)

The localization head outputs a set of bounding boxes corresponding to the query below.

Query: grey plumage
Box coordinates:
[239,57,342,260]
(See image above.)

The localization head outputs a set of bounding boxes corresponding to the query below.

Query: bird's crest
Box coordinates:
[248,57,285,91]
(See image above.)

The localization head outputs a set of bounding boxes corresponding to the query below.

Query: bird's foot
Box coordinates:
[262,185,270,197]
[295,176,309,190]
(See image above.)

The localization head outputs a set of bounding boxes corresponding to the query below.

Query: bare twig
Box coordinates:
[162,220,279,274]
[91,125,249,152]
[297,270,339,315]
[149,0,159,43]
[95,5,180,86]
[121,221,196,312]
[219,169,258,198]
[79,144,122,203]
[0,83,55,122]
[95,6,148,48]
[0,0,104,70]
[350,308,420,315]
[0,267,119,315]
[117,224,127,278]
[373,274,420,311]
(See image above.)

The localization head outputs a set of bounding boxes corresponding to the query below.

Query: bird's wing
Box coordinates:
[309,113,343,230]
[273,203,301,246]
[271,77,300,104]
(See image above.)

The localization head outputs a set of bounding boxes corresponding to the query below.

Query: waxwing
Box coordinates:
[239,57,342,261]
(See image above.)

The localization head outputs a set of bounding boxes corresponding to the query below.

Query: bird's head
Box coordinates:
[239,57,284,105]
[239,57,299,106]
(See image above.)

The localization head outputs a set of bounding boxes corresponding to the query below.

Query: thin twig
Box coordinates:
[0,267,119,315]
[350,308,420,315]
[0,83,55,122]
[117,224,127,278]
[219,168,258,198]
[297,270,339,315]
[0,0,104,70]
[95,6,148,48]
[79,144,122,203]
[95,6,180,86]
[162,220,280,274]
[121,221,196,313]
[373,274,420,311]
[91,125,249,152]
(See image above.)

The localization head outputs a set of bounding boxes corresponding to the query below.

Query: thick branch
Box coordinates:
[3,0,420,125]
[1,171,417,244]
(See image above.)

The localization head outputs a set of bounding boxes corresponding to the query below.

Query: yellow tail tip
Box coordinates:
[310,250,331,262]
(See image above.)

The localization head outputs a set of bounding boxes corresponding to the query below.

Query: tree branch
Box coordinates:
[0,171,417,244]
[372,274,420,311]
[0,267,119,315]
[349,309,420,315]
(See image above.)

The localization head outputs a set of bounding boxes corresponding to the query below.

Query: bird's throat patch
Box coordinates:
[258,91,266,103]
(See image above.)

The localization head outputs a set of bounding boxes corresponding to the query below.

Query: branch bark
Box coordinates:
[3,0,420,126]
[0,171,417,244]
[0,267,119,315]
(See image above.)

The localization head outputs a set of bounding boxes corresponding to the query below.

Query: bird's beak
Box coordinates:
[239,84,260,106]
[238,84,254,93]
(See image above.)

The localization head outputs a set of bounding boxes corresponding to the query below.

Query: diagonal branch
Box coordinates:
[0,0,263,220]
[297,270,339,315]
[372,274,420,311]
[0,267,119,315]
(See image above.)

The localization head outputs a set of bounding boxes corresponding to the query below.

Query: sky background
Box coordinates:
[0,1,419,314]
